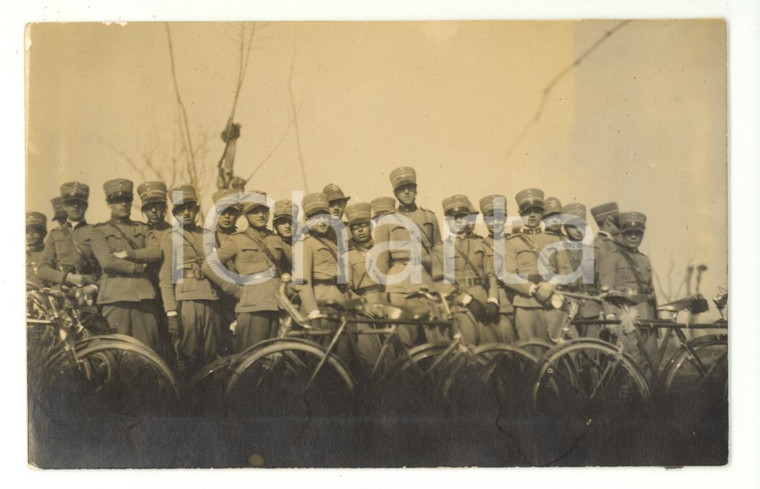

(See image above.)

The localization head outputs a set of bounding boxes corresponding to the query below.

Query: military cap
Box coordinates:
[50,197,66,219]
[212,188,243,213]
[103,179,134,201]
[60,181,90,203]
[618,211,647,233]
[242,190,269,214]
[344,202,372,225]
[26,211,47,231]
[544,197,562,217]
[515,188,545,213]
[322,183,350,203]
[169,185,198,205]
[563,203,587,220]
[229,176,246,191]
[590,202,619,226]
[273,199,298,221]
[137,181,167,207]
[479,194,508,216]
[371,196,396,217]
[302,193,329,218]
[443,194,474,216]
[389,166,417,190]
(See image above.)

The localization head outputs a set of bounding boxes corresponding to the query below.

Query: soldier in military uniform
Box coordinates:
[370,196,396,219]
[543,197,564,238]
[50,197,67,229]
[296,193,355,361]
[556,203,602,337]
[159,185,223,373]
[479,194,518,343]
[209,188,244,354]
[590,202,621,272]
[214,188,243,247]
[503,188,564,342]
[599,211,658,376]
[344,202,383,368]
[90,179,161,349]
[432,195,500,345]
[374,166,441,347]
[37,182,100,288]
[323,183,350,221]
[26,212,48,290]
[272,199,298,273]
[203,191,285,352]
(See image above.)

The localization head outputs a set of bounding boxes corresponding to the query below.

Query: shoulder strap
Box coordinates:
[516,233,541,257]
[453,239,485,280]
[312,234,339,262]
[246,230,281,275]
[180,229,205,264]
[615,246,651,290]
[105,222,140,250]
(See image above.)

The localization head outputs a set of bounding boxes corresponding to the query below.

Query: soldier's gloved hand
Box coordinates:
[307,309,323,320]
[534,282,555,303]
[485,301,500,323]
[464,297,488,323]
[167,314,182,346]
[113,250,128,259]
[66,273,86,287]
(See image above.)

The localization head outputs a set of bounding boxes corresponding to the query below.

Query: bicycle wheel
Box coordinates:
[442,344,538,417]
[34,339,180,418]
[663,334,727,401]
[515,340,554,361]
[224,340,356,418]
[532,339,651,419]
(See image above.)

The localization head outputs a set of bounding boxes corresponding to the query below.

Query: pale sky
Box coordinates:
[25,20,727,312]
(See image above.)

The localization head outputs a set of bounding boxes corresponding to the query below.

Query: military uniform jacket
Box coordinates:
[599,246,656,320]
[557,241,601,318]
[594,231,617,280]
[373,208,438,294]
[503,228,561,308]
[37,220,100,284]
[202,227,282,314]
[158,225,219,313]
[26,245,47,289]
[347,239,383,298]
[432,233,498,306]
[483,235,515,314]
[124,221,169,288]
[90,219,158,305]
[298,233,352,314]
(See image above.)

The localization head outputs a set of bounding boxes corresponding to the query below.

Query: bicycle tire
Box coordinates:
[515,339,554,361]
[224,340,356,417]
[662,334,727,400]
[531,340,651,418]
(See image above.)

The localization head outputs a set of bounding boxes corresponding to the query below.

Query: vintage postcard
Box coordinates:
[25,19,728,469]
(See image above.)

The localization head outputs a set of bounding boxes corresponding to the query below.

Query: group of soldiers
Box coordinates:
[26,166,657,377]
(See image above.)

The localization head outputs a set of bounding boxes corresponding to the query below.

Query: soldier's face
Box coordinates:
[484,211,506,236]
[142,202,167,226]
[394,184,417,206]
[328,199,347,219]
[26,228,44,247]
[173,203,199,227]
[543,214,563,232]
[622,230,644,248]
[564,224,584,241]
[308,213,330,234]
[520,207,543,228]
[446,212,472,235]
[246,207,269,229]
[274,219,293,239]
[63,199,87,221]
[108,197,132,219]
[350,221,371,243]
[218,207,240,230]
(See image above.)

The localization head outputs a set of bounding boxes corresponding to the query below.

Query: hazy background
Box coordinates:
[25,20,727,310]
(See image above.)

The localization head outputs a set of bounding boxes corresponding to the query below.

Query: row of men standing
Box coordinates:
[27,166,657,376]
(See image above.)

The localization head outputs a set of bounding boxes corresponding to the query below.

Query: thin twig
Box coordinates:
[288,30,309,192]
[505,20,633,159]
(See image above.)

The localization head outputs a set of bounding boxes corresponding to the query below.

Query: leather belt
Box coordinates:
[356,284,382,295]
[460,277,482,287]
[182,268,205,280]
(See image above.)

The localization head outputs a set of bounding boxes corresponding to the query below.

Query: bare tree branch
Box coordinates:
[244,116,296,183]
[505,20,633,159]
[289,30,309,192]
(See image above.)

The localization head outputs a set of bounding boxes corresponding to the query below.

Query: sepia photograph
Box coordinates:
[24,18,731,470]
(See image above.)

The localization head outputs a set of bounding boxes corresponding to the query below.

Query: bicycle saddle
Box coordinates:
[317,298,365,313]
[364,302,431,321]
[658,294,709,314]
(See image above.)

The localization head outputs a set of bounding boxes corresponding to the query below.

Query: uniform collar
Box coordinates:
[398,203,418,212]
[521,226,542,235]
[598,230,612,239]
[246,226,268,238]
[218,226,237,235]
[351,238,373,251]
[66,218,86,229]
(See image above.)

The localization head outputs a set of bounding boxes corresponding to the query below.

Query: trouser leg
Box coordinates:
[514,308,551,342]
[453,310,480,345]
[102,301,159,350]
[235,311,278,353]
